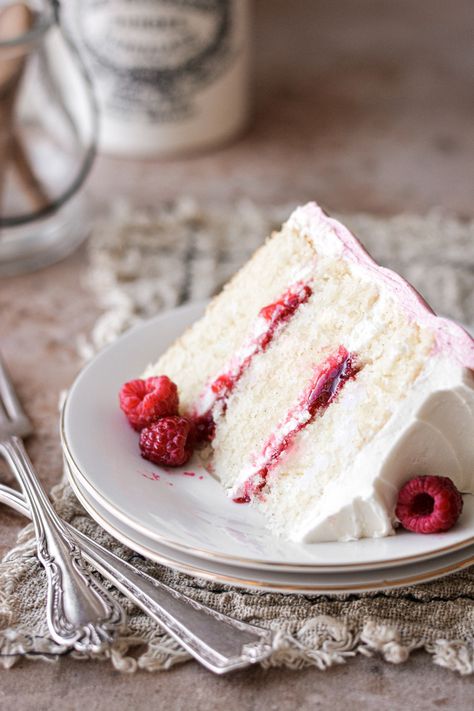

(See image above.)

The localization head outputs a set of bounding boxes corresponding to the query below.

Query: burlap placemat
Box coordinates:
[1,201,474,674]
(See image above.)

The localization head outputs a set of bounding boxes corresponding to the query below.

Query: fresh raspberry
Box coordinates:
[139,416,193,467]
[395,475,463,534]
[119,376,179,431]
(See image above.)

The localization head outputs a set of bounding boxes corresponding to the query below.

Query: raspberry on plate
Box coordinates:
[395,475,463,534]
[119,376,179,431]
[139,416,193,467]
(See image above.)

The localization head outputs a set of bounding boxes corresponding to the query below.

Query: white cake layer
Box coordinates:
[216,264,433,496]
[145,227,316,412]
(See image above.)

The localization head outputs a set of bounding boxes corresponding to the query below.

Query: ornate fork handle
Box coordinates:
[0,483,275,674]
[71,528,275,674]
[0,437,125,652]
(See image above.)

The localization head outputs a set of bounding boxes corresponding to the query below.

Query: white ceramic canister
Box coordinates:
[61,0,252,157]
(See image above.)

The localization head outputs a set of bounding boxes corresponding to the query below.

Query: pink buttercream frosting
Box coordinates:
[297,203,474,370]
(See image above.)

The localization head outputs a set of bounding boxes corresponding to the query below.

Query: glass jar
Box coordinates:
[0,0,97,276]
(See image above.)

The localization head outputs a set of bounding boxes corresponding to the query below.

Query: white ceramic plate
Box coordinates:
[64,457,474,594]
[62,302,474,573]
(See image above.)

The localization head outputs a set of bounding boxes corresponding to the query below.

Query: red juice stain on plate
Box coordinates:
[140,470,160,481]
[183,471,196,477]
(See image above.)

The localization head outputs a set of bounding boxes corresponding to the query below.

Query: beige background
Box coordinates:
[1,0,474,708]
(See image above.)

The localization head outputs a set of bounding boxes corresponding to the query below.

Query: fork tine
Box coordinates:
[0,354,31,429]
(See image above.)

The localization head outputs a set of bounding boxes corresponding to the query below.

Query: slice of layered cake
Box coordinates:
[145,203,474,542]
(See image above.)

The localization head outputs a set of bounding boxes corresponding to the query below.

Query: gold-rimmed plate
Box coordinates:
[65,457,474,594]
[61,302,474,574]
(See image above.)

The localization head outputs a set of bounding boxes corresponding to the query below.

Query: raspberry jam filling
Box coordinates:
[233,346,361,502]
[194,281,313,428]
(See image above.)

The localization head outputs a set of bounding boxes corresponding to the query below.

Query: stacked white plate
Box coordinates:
[61,303,474,594]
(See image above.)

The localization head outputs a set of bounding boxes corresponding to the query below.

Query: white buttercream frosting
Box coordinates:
[295,359,474,542]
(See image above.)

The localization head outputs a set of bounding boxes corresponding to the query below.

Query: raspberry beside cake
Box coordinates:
[145,203,474,542]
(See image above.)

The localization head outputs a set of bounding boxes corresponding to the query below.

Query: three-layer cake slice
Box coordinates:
[145,203,474,542]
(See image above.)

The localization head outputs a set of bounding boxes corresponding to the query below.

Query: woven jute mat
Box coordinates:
[1,201,474,674]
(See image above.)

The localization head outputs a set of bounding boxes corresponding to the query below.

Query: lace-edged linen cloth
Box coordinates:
[1,200,474,675]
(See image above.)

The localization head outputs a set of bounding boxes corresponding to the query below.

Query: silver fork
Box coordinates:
[0,482,275,674]
[0,357,275,673]
[0,355,126,652]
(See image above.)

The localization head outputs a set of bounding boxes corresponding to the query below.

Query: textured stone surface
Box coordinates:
[1,0,474,707]
[1,653,474,711]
